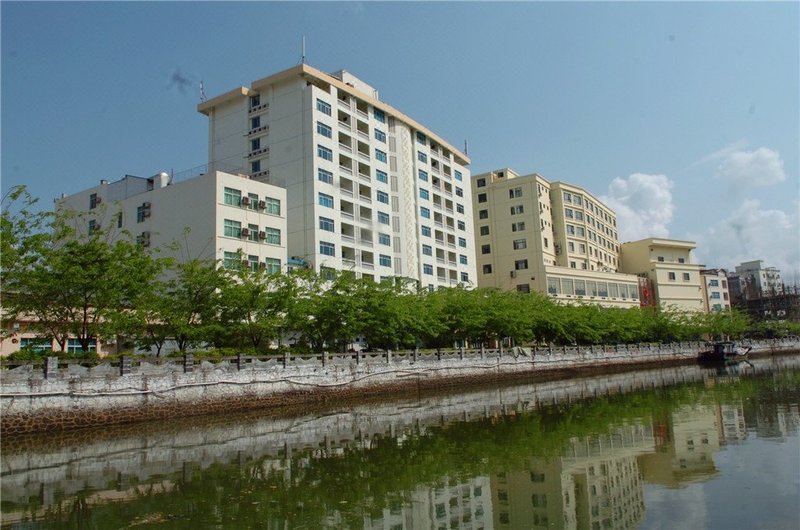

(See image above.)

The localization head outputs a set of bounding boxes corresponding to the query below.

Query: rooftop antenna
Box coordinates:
[199,80,206,102]
[301,36,306,64]
[464,140,468,155]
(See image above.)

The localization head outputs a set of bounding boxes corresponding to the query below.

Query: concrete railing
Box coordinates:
[2,338,798,434]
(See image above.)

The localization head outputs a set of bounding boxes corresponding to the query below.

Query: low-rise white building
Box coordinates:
[700,268,731,313]
[55,169,287,271]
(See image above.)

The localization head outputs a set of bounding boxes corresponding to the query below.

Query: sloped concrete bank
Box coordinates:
[2,339,798,434]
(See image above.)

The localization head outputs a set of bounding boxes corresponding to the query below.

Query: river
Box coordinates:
[2,355,799,529]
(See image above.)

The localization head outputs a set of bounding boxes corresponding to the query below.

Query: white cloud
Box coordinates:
[716,147,785,187]
[693,199,799,274]
[602,173,675,242]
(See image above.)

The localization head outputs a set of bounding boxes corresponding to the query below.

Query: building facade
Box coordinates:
[700,268,731,313]
[198,64,476,288]
[619,239,704,312]
[55,170,287,271]
[728,260,784,302]
[471,168,640,308]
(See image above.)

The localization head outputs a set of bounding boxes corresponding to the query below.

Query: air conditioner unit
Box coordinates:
[258,200,266,209]
[241,196,250,206]
[241,228,250,237]
[259,262,267,269]
[95,197,102,204]
[258,231,266,239]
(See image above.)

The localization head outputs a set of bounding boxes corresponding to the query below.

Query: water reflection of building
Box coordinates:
[640,404,721,487]
[492,423,654,530]
[361,477,492,530]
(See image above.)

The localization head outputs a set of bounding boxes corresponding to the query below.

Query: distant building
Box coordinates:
[197,63,476,287]
[700,268,731,313]
[619,238,705,312]
[470,168,640,308]
[728,260,783,302]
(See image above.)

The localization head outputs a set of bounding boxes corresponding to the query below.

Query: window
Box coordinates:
[20,337,52,352]
[319,216,334,232]
[250,94,260,108]
[479,225,490,236]
[374,129,386,143]
[264,197,281,215]
[318,168,334,184]
[419,189,430,200]
[709,279,719,287]
[317,145,333,161]
[423,264,433,275]
[379,254,392,267]
[378,212,390,224]
[459,254,468,265]
[512,221,525,232]
[476,178,486,187]
[88,219,98,234]
[421,225,431,237]
[668,272,676,280]
[576,226,585,236]
[479,209,488,219]
[575,211,584,221]
[250,116,260,129]
[136,204,147,223]
[379,232,391,245]
[377,190,389,204]
[317,98,331,115]
[316,121,332,138]
[250,160,261,173]
[544,237,549,248]
[678,257,686,263]
[116,212,123,228]
[710,292,721,299]
[457,220,465,230]
[483,264,493,274]
[318,193,334,208]
[319,241,335,256]
[420,207,430,219]
[573,195,582,206]
[376,170,388,183]
[373,108,385,122]
[247,223,259,241]
[563,192,572,202]
[224,219,241,238]
[458,237,467,248]
[261,227,280,245]
[510,205,524,215]
[683,272,691,281]
[455,187,464,197]
[515,259,528,270]
[564,208,574,218]
[417,151,427,163]
[416,131,427,144]
[422,244,432,256]
[509,187,522,198]
[375,149,387,162]
[454,170,462,181]
[265,258,281,274]
[568,242,575,252]
[516,284,530,293]
[657,256,665,262]
[477,193,487,203]
[481,244,491,254]
[89,193,98,209]
[461,272,469,282]
[223,251,239,269]
[456,204,464,214]
[513,239,527,250]
[418,170,428,182]
[224,187,241,206]
[250,138,260,153]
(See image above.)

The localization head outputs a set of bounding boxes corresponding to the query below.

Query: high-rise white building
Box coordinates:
[470,168,640,307]
[55,170,287,272]
[198,64,476,287]
[728,260,783,301]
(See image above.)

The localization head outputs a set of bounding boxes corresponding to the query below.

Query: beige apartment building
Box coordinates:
[198,64,476,288]
[619,238,705,312]
[471,168,640,308]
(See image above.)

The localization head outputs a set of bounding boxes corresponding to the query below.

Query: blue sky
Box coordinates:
[2,2,798,275]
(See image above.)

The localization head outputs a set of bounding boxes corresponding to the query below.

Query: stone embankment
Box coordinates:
[2,339,798,434]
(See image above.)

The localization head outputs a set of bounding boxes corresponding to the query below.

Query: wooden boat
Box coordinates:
[698,341,751,364]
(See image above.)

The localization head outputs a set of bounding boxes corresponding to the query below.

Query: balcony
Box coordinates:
[248,125,269,137]
[248,102,269,114]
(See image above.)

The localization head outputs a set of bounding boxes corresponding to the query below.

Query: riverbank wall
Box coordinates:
[2,339,798,434]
